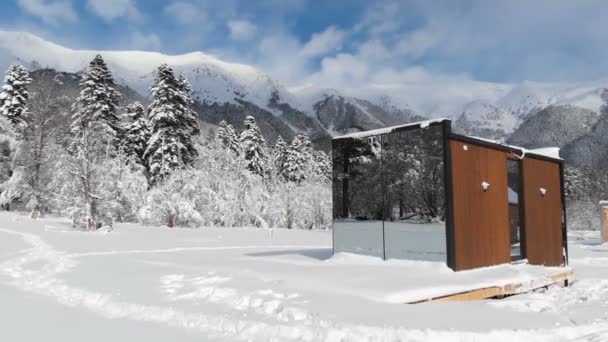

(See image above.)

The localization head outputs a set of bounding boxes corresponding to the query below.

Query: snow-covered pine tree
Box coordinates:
[239,116,267,176]
[145,64,200,186]
[74,55,121,146]
[299,134,314,156]
[69,55,122,230]
[272,135,288,170]
[283,134,313,182]
[0,115,17,211]
[216,120,228,141]
[313,149,331,180]
[121,102,149,167]
[216,120,239,155]
[0,64,31,133]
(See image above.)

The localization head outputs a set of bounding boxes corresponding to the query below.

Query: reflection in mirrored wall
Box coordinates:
[382,126,446,261]
[333,136,384,258]
[332,124,447,262]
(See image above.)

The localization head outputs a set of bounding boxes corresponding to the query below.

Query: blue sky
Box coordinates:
[3,0,608,88]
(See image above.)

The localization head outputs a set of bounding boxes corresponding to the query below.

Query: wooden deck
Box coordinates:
[409,269,573,304]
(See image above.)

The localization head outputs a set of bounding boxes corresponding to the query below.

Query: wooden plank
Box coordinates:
[522,158,564,266]
[409,270,573,304]
[449,140,511,270]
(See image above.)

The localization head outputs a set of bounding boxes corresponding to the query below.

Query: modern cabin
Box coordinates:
[332,119,568,271]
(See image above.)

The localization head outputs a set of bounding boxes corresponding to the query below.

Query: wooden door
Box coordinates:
[450,140,511,270]
[522,158,565,266]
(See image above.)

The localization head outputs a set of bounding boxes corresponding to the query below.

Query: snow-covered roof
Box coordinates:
[527,147,561,160]
[333,120,562,162]
[466,136,562,161]
[333,118,449,140]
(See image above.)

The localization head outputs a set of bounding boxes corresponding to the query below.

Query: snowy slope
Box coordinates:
[1,212,608,341]
[442,80,607,139]
[508,105,599,149]
[0,30,292,113]
[291,79,608,139]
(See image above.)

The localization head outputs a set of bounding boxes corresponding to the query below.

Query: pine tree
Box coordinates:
[121,102,149,167]
[69,55,122,230]
[0,115,16,211]
[71,55,121,149]
[0,64,31,132]
[272,135,288,172]
[313,149,331,180]
[239,116,267,176]
[283,134,313,182]
[216,120,239,155]
[145,64,200,186]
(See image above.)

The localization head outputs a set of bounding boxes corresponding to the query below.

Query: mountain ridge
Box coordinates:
[0,30,607,155]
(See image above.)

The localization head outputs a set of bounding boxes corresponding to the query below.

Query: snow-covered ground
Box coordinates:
[1,212,608,341]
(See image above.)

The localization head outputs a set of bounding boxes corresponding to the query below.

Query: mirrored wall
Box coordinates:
[332,135,384,258]
[332,124,447,262]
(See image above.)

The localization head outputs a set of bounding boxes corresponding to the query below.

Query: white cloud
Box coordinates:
[356,39,390,62]
[227,20,257,41]
[299,26,345,57]
[354,1,402,36]
[164,2,206,25]
[254,33,307,85]
[239,26,350,86]
[86,0,142,22]
[301,51,487,115]
[395,28,441,59]
[129,31,161,51]
[17,0,78,24]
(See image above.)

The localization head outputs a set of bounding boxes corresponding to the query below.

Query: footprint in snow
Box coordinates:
[160,272,311,322]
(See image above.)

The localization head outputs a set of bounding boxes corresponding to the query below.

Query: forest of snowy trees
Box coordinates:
[564,165,608,230]
[0,55,604,232]
[0,56,331,230]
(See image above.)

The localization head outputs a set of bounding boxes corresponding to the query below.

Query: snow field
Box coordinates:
[2,213,608,341]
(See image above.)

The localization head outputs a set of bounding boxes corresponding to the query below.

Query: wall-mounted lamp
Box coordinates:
[482,181,491,192]
[540,188,547,197]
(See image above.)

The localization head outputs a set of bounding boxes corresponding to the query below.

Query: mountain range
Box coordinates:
[0,30,606,169]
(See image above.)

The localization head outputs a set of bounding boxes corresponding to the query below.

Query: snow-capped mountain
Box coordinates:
[0,30,293,112]
[0,30,416,147]
[507,105,599,149]
[290,86,420,135]
[562,112,608,170]
[0,30,607,151]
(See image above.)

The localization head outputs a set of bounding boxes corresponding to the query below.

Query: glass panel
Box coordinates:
[507,159,523,261]
[382,126,447,261]
[332,136,384,258]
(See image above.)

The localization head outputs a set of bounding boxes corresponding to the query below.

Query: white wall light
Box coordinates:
[482,181,491,192]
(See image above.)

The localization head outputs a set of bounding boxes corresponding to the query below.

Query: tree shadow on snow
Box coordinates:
[246,248,333,261]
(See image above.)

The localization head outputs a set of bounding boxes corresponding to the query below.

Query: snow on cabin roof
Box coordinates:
[466,136,562,161]
[527,147,561,160]
[333,119,562,162]
[332,118,449,140]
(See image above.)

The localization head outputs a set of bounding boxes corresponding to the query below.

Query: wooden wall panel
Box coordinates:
[450,140,511,270]
[522,158,564,266]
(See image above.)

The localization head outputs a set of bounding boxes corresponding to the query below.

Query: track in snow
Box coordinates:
[1,226,607,341]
